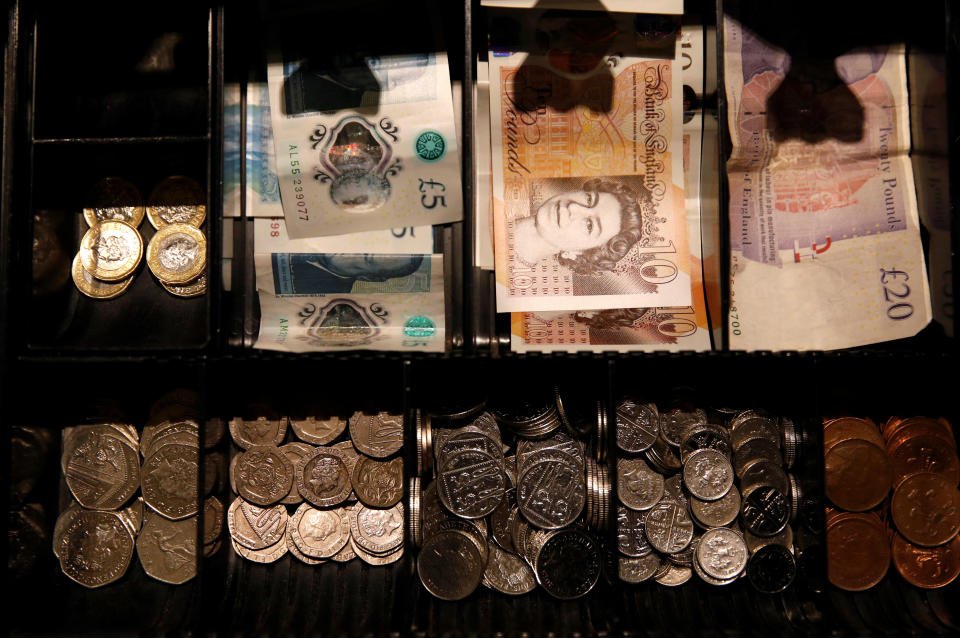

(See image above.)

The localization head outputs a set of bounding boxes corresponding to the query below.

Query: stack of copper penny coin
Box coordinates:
[824,416,960,590]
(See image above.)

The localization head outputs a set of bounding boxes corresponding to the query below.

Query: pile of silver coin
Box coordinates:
[226,410,404,565]
[615,399,800,592]
[412,388,610,600]
[55,412,202,587]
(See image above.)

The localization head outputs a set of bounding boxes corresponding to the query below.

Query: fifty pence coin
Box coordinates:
[79,220,143,282]
[137,511,197,584]
[141,442,199,520]
[349,411,403,459]
[56,509,134,588]
[62,424,140,511]
[234,446,294,507]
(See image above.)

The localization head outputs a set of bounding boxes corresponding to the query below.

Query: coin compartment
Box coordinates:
[23,141,212,350]
[30,2,210,140]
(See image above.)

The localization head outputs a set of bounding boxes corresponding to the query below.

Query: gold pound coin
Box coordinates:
[83,177,145,228]
[147,223,207,284]
[161,273,207,298]
[72,253,134,299]
[78,220,143,282]
[146,176,207,230]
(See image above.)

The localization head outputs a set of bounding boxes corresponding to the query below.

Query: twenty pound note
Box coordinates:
[267,47,462,237]
[489,11,689,312]
[724,16,931,350]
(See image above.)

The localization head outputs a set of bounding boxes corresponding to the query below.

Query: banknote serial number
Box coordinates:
[879,268,914,320]
[288,145,309,221]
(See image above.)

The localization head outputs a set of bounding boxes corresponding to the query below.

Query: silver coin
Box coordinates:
[691,538,739,586]
[354,540,404,566]
[137,511,197,584]
[350,503,404,555]
[534,528,602,599]
[516,453,585,529]
[644,500,694,554]
[696,527,748,580]
[517,431,584,469]
[490,491,519,552]
[645,436,682,473]
[483,540,537,595]
[744,523,794,554]
[438,431,505,470]
[141,442,199,520]
[682,448,734,501]
[227,497,287,550]
[296,447,352,508]
[730,416,780,451]
[231,536,288,563]
[679,423,731,463]
[689,486,741,528]
[733,438,782,477]
[618,553,662,584]
[654,564,692,586]
[418,528,486,600]
[278,442,314,505]
[289,415,347,446]
[348,411,403,459]
[730,409,765,430]
[740,460,790,496]
[662,474,688,507]
[617,506,653,557]
[228,416,286,449]
[438,449,505,519]
[286,522,326,565]
[660,407,707,447]
[62,424,140,511]
[615,398,659,453]
[202,496,224,545]
[289,503,350,558]
[55,509,134,588]
[234,446,293,507]
[616,458,664,511]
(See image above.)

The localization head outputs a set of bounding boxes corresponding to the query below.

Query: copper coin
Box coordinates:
[892,533,960,589]
[891,473,960,547]
[824,439,891,512]
[826,514,890,591]
[823,417,884,452]
[884,417,954,447]
[888,434,960,487]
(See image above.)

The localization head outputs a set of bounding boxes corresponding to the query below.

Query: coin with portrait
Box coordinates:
[146,223,206,284]
[79,220,143,282]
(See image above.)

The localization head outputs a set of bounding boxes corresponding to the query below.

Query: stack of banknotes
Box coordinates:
[482,9,713,351]
[224,19,462,352]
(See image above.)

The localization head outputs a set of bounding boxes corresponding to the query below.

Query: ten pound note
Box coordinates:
[724,16,931,350]
[267,48,462,238]
[489,10,690,313]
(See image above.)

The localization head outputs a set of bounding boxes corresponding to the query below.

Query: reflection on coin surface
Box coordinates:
[63,424,141,511]
[290,415,347,445]
[56,509,134,588]
[79,220,143,282]
[147,223,206,284]
[146,176,207,229]
[349,411,404,458]
[227,497,287,550]
[71,253,134,299]
[83,177,145,228]
[234,446,294,506]
[142,442,199,520]
[296,447,352,507]
[353,456,403,508]
[137,512,197,584]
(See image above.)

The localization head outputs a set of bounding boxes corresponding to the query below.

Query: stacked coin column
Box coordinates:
[824,417,960,591]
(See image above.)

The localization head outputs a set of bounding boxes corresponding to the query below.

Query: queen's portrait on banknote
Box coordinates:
[512,176,653,274]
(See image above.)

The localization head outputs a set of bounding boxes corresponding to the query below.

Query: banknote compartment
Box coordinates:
[22,140,212,351]
[9,361,205,635]
[29,2,211,140]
